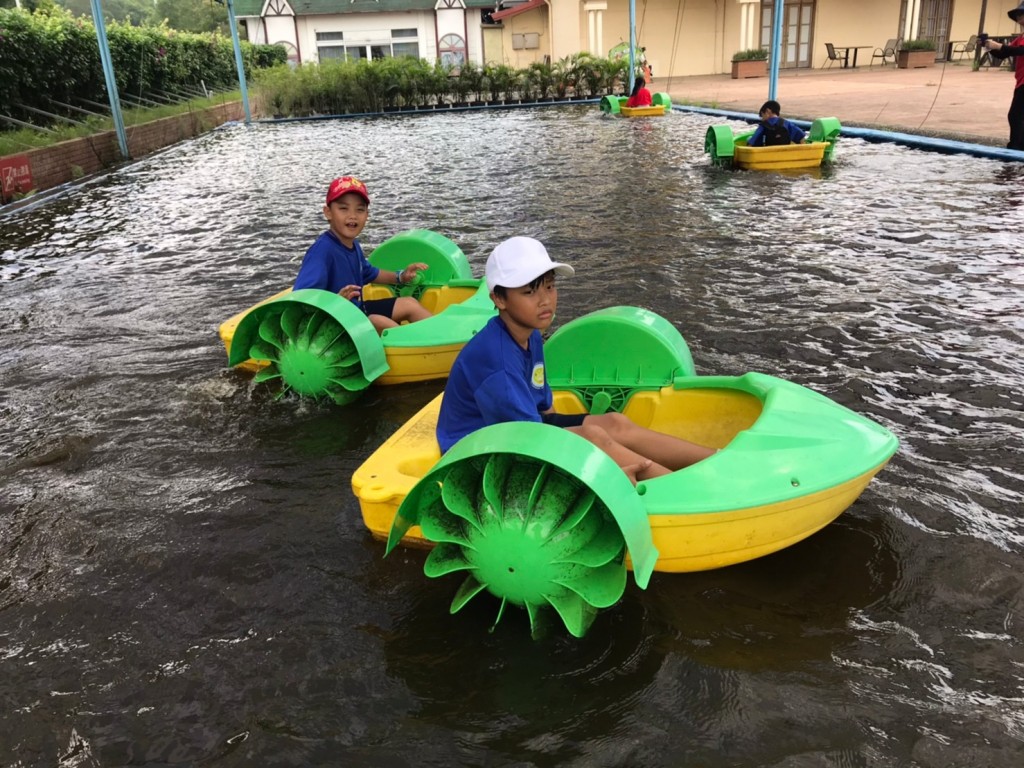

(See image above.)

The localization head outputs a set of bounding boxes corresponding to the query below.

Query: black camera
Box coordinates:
[979,32,989,45]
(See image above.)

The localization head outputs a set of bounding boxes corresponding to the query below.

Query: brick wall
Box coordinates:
[2,102,244,202]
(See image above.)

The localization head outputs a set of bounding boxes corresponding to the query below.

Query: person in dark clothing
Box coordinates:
[746,100,807,147]
[982,2,1024,150]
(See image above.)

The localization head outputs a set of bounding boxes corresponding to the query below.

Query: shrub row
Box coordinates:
[253,54,633,117]
[0,7,285,129]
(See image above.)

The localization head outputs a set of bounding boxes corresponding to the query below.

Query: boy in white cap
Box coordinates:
[436,236,714,483]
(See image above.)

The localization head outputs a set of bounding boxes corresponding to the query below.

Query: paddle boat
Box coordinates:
[219,229,495,404]
[599,92,672,117]
[705,117,842,170]
[352,306,898,637]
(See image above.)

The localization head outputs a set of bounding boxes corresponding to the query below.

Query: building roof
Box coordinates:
[491,0,547,21]
[234,0,494,16]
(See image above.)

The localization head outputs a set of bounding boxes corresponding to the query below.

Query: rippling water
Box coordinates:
[2,107,1023,766]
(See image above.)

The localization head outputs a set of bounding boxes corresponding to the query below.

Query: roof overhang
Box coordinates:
[491,0,548,21]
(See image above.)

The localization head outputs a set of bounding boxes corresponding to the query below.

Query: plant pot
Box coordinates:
[731,59,767,79]
[897,49,936,68]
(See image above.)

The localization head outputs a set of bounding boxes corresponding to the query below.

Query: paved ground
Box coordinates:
[652,60,1017,147]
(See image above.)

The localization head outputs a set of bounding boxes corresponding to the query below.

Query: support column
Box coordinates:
[584,2,608,54]
[737,0,760,52]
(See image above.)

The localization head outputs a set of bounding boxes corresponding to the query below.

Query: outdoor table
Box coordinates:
[842,46,874,68]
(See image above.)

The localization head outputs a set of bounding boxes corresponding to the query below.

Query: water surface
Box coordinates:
[2,107,1023,766]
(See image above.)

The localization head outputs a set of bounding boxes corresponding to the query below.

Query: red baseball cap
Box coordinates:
[325,176,370,206]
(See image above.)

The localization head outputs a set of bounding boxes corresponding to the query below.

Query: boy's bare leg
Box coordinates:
[585,412,715,470]
[392,297,432,324]
[567,423,672,482]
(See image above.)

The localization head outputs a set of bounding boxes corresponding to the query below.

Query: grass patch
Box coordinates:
[0,91,242,157]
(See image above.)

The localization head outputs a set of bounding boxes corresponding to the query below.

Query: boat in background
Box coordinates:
[599,92,672,117]
[705,117,842,171]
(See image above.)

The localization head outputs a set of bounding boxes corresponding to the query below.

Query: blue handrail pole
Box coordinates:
[628,0,636,93]
[225,0,252,124]
[769,0,785,100]
[89,0,130,159]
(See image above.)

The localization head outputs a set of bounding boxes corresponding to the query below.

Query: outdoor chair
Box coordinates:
[950,35,978,61]
[823,43,849,69]
[871,38,900,66]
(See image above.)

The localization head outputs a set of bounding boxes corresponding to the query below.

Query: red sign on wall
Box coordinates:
[1,155,33,202]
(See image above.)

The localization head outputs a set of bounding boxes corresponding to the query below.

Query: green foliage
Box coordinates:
[901,38,936,52]
[0,6,284,131]
[250,53,621,116]
[732,48,769,61]
[56,0,157,25]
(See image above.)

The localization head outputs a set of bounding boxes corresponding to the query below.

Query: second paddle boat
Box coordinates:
[219,229,495,404]
[352,306,898,637]
[705,117,842,171]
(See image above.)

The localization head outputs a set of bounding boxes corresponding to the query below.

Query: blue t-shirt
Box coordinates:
[436,315,552,452]
[747,116,806,147]
[293,231,380,309]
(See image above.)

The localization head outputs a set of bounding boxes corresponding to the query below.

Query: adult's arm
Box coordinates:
[987,42,1024,59]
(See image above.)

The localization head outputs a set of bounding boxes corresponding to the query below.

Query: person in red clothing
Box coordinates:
[982,2,1024,150]
[624,78,652,108]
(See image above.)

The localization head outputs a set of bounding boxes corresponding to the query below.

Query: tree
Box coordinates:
[55,0,157,25]
[153,0,227,34]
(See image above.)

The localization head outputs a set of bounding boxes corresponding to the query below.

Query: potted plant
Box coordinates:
[897,38,936,68]
[731,48,768,79]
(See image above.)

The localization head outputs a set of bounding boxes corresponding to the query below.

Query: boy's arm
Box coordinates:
[293,251,328,291]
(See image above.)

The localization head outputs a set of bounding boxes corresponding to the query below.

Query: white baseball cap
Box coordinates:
[485,236,574,292]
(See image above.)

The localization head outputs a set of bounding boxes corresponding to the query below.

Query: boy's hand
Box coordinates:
[620,459,652,485]
[405,262,430,278]
[339,284,361,301]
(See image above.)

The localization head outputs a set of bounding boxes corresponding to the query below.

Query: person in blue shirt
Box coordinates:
[293,176,431,334]
[436,236,715,484]
[746,100,807,147]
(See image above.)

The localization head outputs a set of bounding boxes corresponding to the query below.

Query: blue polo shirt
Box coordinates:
[293,231,380,309]
[436,315,552,452]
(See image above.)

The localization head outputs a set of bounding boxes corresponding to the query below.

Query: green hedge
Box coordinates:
[0,7,285,128]
[253,53,630,117]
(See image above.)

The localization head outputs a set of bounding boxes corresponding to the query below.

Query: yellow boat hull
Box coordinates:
[351,385,894,573]
[219,283,481,385]
[733,141,829,170]
[620,104,669,118]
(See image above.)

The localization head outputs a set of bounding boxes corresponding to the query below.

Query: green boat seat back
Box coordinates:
[652,92,672,108]
[368,229,472,286]
[545,306,696,414]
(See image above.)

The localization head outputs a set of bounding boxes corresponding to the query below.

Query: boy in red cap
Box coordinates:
[981,3,1024,150]
[436,236,715,484]
[294,176,431,333]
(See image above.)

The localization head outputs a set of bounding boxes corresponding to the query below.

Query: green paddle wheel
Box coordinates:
[228,289,386,405]
[388,423,658,638]
[388,307,701,637]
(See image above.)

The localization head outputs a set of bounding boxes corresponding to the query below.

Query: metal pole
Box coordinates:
[975,0,989,66]
[768,0,785,100]
[225,0,252,124]
[89,0,130,158]
[628,0,636,93]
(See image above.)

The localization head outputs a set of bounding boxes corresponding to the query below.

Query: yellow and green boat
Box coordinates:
[219,229,496,403]
[352,306,898,636]
[706,117,842,170]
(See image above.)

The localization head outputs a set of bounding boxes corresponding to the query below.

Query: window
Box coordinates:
[316,31,345,61]
[439,33,466,67]
[321,28,421,62]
